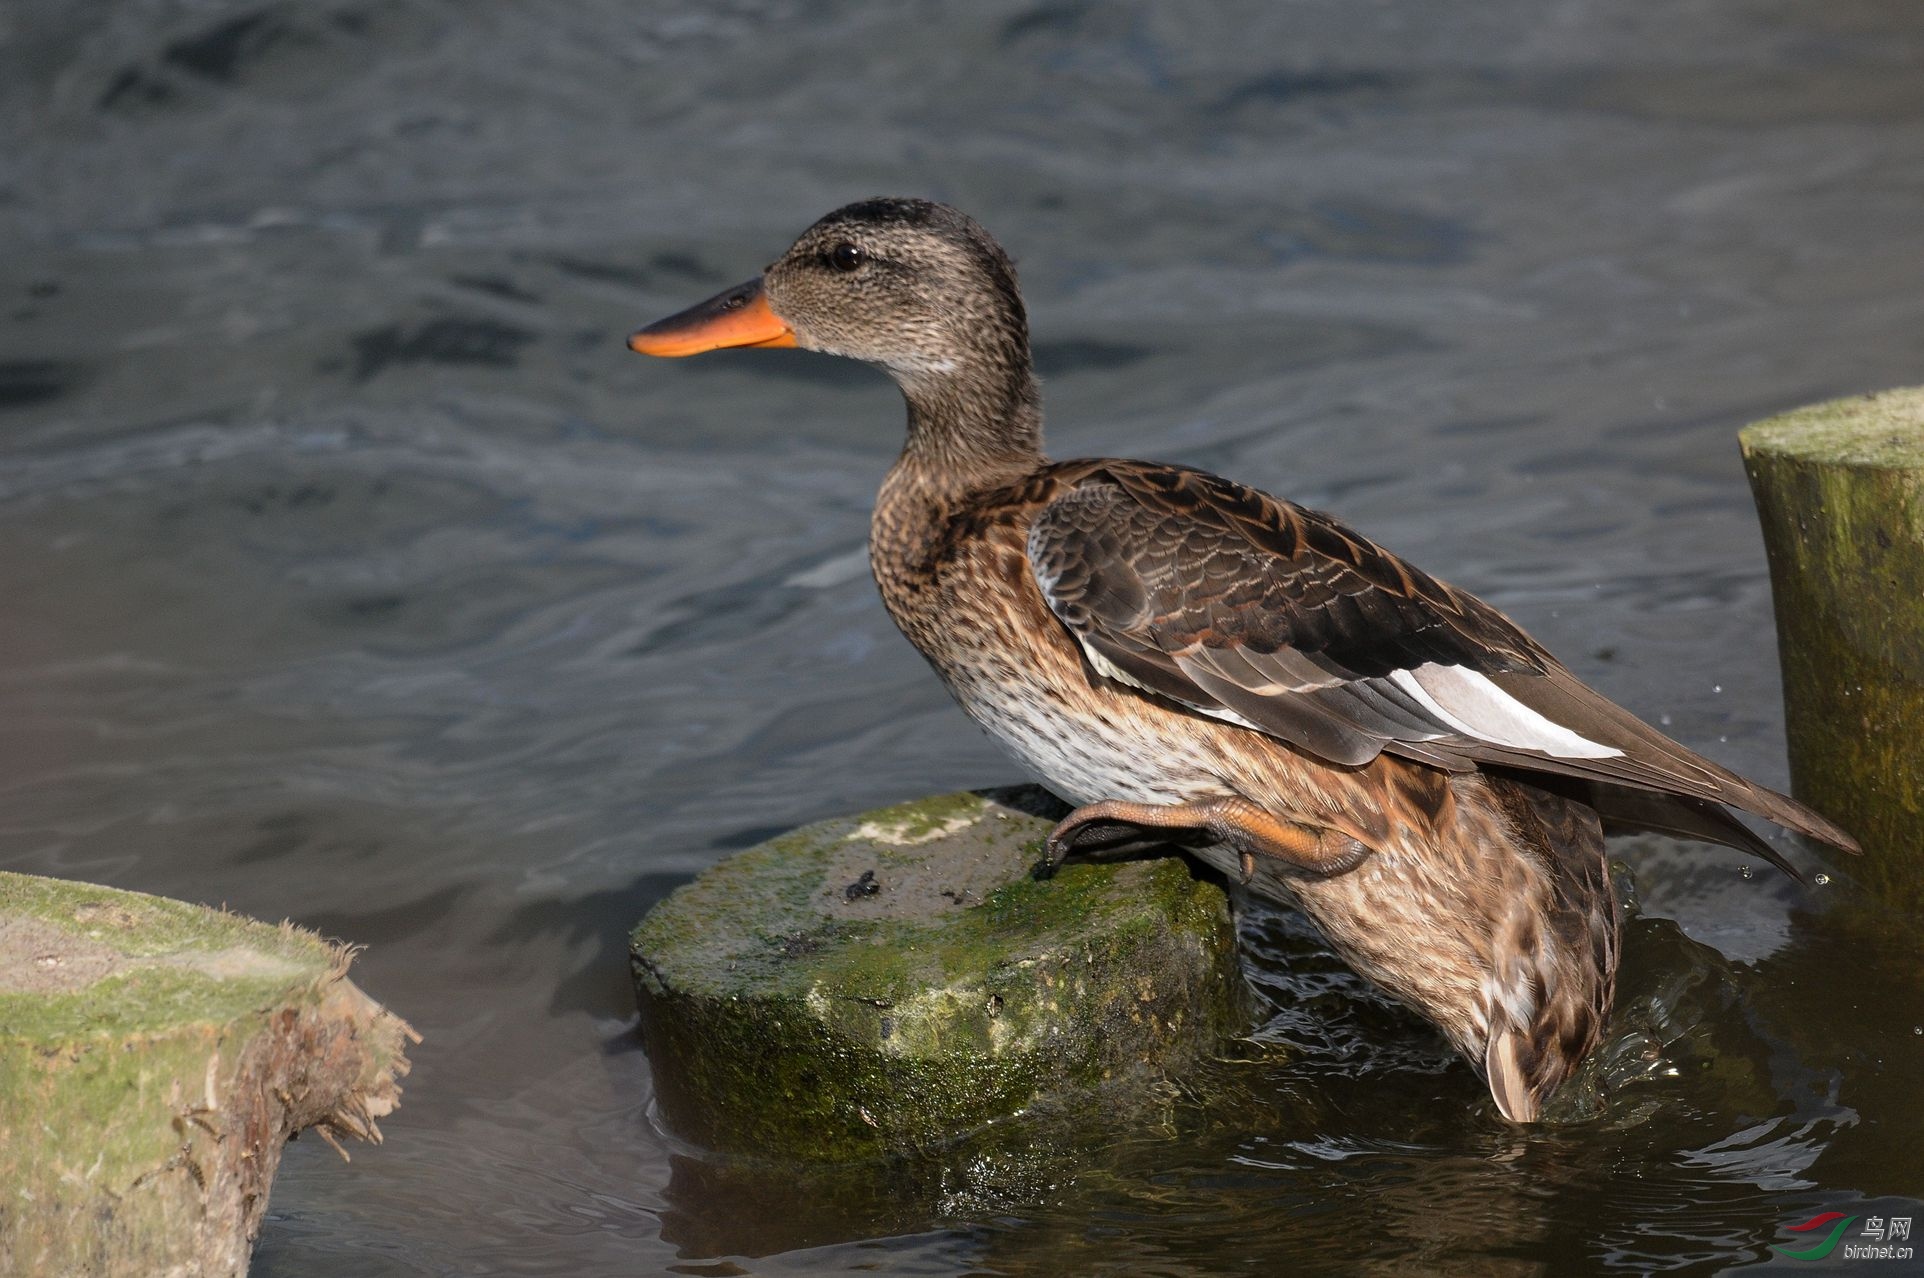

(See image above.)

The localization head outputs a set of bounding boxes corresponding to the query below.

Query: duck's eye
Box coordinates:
[827,242,865,272]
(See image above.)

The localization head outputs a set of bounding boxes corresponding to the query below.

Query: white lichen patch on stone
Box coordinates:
[846,809,981,846]
[808,793,1045,921]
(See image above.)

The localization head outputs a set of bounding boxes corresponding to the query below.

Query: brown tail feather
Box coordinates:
[1590,785,1809,883]
[1727,781,1860,853]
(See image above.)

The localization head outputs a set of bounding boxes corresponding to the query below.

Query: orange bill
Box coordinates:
[627,278,796,356]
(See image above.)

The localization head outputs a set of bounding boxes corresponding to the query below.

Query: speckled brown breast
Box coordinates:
[873,461,1231,811]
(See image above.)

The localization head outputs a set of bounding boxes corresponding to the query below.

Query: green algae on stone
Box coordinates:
[0,872,416,1278]
[1740,389,1924,910]
[630,787,1245,1162]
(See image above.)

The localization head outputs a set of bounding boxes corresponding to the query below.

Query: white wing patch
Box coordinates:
[1079,641,1271,733]
[1078,642,1148,694]
[1391,665,1622,760]
[1078,632,1621,762]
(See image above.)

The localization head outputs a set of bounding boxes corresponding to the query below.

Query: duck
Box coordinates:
[628,197,1858,1122]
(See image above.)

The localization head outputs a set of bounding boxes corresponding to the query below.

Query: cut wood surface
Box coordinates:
[0,873,416,1278]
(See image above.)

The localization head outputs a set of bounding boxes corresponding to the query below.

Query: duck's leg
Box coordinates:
[1036,796,1370,882]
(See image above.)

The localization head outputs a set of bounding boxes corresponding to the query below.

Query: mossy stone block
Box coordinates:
[1740,389,1924,909]
[630,788,1243,1162]
[0,872,414,1277]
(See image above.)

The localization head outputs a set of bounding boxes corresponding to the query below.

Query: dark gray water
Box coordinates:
[5,2,1924,1273]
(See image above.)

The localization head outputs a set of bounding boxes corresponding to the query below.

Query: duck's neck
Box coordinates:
[870,364,1044,634]
[869,358,1043,618]
[893,359,1045,495]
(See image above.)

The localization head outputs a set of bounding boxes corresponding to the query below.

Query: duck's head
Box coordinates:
[630,199,1042,468]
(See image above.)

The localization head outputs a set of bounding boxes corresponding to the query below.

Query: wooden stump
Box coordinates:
[1740,388,1924,910]
[0,873,417,1277]
[631,788,1245,1162]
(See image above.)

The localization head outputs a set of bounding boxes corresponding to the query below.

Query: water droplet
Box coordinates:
[1659,713,1673,726]
[1712,684,1723,693]
[1740,864,1753,879]
[1814,872,1831,886]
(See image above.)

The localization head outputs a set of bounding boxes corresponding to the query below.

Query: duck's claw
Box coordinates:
[1033,806,1123,879]
[1030,796,1370,886]
[1030,838,1063,880]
